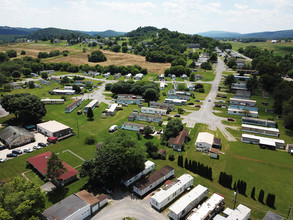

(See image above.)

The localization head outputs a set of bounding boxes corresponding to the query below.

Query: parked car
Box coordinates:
[6,153,17,158]
[208,98,211,102]
[12,149,22,154]
[38,142,46,147]
[47,137,58,143]
[222,95,227,98]
[227,118,235,121]
[77,110,82,115]
[194,105,201,107]
[215,104,222,107]
[23,148,33,153]
[33,145,42,150]
[174,114,180,118]
[122,103,128,107]
[0,158,5,163]
[195,100,200,102]
[157,129,162,134]
[0,145,7,150]
[109,125,118,132]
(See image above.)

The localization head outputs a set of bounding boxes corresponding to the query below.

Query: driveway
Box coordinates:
[182,58,237,141]
[91,195,167,220]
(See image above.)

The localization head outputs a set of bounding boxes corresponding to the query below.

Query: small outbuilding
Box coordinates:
[0,126,34,149]
[209,148,219,159]
[263,211,283,220]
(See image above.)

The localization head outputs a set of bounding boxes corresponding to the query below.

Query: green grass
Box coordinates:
[195,70,216,82]
[25,171,46,186]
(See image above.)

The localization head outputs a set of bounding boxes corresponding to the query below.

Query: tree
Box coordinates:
[80,131,146,188]
[201,62,212,70]
[1,93,46,122]
[12,70,21,78]
[258,189,265,203]
[143,88,159,102]
[105,83,112,91]
[0,52,9,62]
[41,72,48,79]
[88,50,107,62]
[28,81,35,89]
[122,46,128,53]
[143,125,153,137]
[190,73,195,82]
[0,177,46,219]
[145,141,158,156]
[47,152,67,183]
[111,45,121,52]
[20,50,26,55]
[251,187,256,199]
[163,119,183,140]
[21,68,32,77]
[246,75,258,93]
[87,108,94,121]
[6,50,17,58]
[85,136,97,145]
[227,58,236,68]
[224,75,235,91]
[169,154,175,161]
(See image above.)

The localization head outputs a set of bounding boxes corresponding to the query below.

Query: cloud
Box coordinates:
[256,0,293,8]
[234,4,248,10]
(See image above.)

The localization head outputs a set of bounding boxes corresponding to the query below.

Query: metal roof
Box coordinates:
[37,120,70,133]
[0,126,34,145]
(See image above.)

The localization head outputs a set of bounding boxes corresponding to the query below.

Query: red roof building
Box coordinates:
[27,151,78,186]
[168,129,189,151]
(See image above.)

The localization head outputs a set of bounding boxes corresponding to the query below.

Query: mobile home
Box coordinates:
[84,99,99,113]
[242,117,276,128]
[242,124,279,137]
[141,107,167,115]
[241,134,285,149]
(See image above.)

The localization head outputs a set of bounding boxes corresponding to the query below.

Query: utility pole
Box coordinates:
[287,206,292,220]
[233,190,238,210]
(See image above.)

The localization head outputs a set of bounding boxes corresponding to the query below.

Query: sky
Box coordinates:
[0,0,293,34]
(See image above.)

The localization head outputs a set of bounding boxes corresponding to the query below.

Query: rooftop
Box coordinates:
[196,132,214,146]
[242,134,285,146]
[75,190,99,205]
[242,124,279,132]
[168,129,189,146]
[65,99,82,109]
[37,120,70,133]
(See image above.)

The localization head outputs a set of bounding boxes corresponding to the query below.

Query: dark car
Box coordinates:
[194,105,201,107]
[174,114,180,118]
[0,145,7,150]
[12,149,22,154]
[215,104,222,107]
[38,142,46,147]
[195,100,200,102]
[227,118,235,121]
[222,95,227,98]
[6,153,17,158]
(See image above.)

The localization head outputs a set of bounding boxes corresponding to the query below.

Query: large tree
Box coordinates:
[0,177,46,219]
[47,152,67,183]
[224,75,235,91]
[163,119,184,140]
[80,131,146,188]
[87,108,94,121]
[1,93,46,122]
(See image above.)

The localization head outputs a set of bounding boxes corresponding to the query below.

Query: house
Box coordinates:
[150,174,194,211]
[195,132,214,152]
[50,76,61,84]
[181,74,188,80]
[0,126,34,149]
[159,74,165,80]
[133,165,175,197]
[194,74,203,80]
[41,70,55,75]
[121,122,155,132]
[168,129,189,151]
[187,193,224,220]
[165,98,187,106]
[51,89,75,95]
[167,94,190,101]
[141,107,167,115]
[114,73,121,79]
[241,134,285,149]
[128,113,163,123]
[65,99,83,113]
[168,90,191,96]
[84,99,99,113]
[209,148,219,159]
[149,101,175,110]
[106,103,118,116]
[30,73,38,77]
[27,152,78,186]
[160,82,167,90]
[37,120,73,138]
[286,144,293,155]
[103,72,110,79]
[40,79,51,85]
[231,82,247,91]
[214,204,251,220]
[41,99,64,105]
[187,83,195,91]
[263,211,283,220]
[242,117,276,128]
[230,98,256,107]
[122,160,155,187]
[125,73,132,79]
[233,74,250,81]
[134,73,143,80]
[169,184,208,220]
[64,86,73,90]
[242,124,280,137]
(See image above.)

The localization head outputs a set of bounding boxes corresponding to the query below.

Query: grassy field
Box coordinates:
[227,40,293,57]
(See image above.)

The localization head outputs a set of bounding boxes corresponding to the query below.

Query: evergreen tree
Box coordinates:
[184,157,188,169]
[233,182,237,190]
[47,152,67,183]
[266,193,275,208]
[87,108,94,120]
[251,187,256,199]
[258,189,265,203]
[177,155,181,167]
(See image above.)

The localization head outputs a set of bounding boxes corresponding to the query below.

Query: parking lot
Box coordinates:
[0,132,48,161]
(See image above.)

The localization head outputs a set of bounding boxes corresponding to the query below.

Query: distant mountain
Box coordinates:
[0,26,39,35]
[197,30,293,39]
[81,30,126,38]
[125,26,160,37]
[28,27,89,40]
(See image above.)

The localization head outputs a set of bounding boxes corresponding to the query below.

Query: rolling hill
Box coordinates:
[0,26,39,35]
[81,30,126,37]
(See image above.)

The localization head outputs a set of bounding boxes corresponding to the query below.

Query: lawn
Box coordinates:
[195,70,216,82]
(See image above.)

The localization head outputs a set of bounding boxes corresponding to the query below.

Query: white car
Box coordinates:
[208,98,211,102]
[33,145,42,150]
[0,158,5,163]
[24,148,33,153]
[109,125,118,132]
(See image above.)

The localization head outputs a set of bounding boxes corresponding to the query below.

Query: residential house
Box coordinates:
[50,76,61,84]
[64,86,73,90]
[121,122,155,132]
[187,193,224,220]
[125,73,132,79]
[235,91,251,99]
[233,74,250,81]
[42,99,64,105]
[169,185,208,220]
[117,94,144,105]
[167,94,190,101]
[128,113,162,123]
[214,204,251,220]
[195,74,204,80]
[231,82,247,91]
[133,165,175,197]
[149,101,175,110]
[40,70,54,75]
[158,74,165,81]
[168,129,189,151]
[168,89,191,96]
[37,120,73,138]
[134,73,144,80]
[181,74,188,80]
[27,152,78,186]
[187,83,195,91]
[65,99,83,113]
[150,174,194,211]
[0,126,34,149]
[103,72,110,79]
[241,134,285,149]
[141,107,167,115]
[122,160,155,187]
[30,73,38,77]
[171,75,176,80]
[114,73,121,79]
[236,59,246,69]
[228,105,258,118]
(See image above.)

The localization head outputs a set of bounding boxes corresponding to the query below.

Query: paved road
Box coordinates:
[182,58,237,141]
[91,195,167,220]
[232,50,252,62]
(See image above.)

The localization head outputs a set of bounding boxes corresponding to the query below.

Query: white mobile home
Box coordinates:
[121,122,155,132]
[52,89,75,95]
[65,99,83,113]
[106,103,118,116]
[134,73,143,80]
[195,132,214,152]
[122,160,155,187]
[160,82,167,90]
[84,99,99,113]
[242,124,279,137]
[242,117,276,128]
[64,86,73,90]
[133,166,174,197]
[165,98,187,106]
[149,101,175,110]
[241,134,285,149]
[41,99,64,105]
[228,107,258,118]
[141,107,167,115]
[187,193,224,220]
[214,204,251,220]
[230,98,256,107]
[150,174,194,211]
[169,185,208,220]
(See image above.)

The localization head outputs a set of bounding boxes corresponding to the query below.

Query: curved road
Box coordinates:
[182,58,237,141]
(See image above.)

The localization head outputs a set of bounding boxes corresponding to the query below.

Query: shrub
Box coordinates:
[84,136,97,145]
[169,154,175,161]
[198,88,205,93]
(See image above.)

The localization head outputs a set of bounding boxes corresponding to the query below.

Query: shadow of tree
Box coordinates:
[47,187,69,204]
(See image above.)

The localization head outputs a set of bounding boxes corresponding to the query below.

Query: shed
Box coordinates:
[213,137,222,149]
[76,190,100,214]
[209,148,219,159]
[0,126,34,149]
[263,211,283,220]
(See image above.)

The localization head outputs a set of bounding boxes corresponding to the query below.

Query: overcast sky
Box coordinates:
[0,0,293,34]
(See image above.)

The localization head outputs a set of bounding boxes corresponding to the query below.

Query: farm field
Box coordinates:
[227,40,293,57]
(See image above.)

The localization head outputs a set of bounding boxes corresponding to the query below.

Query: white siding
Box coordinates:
[64,204,90,220]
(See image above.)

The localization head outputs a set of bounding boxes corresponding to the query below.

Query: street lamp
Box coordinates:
[233,190,238,209]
